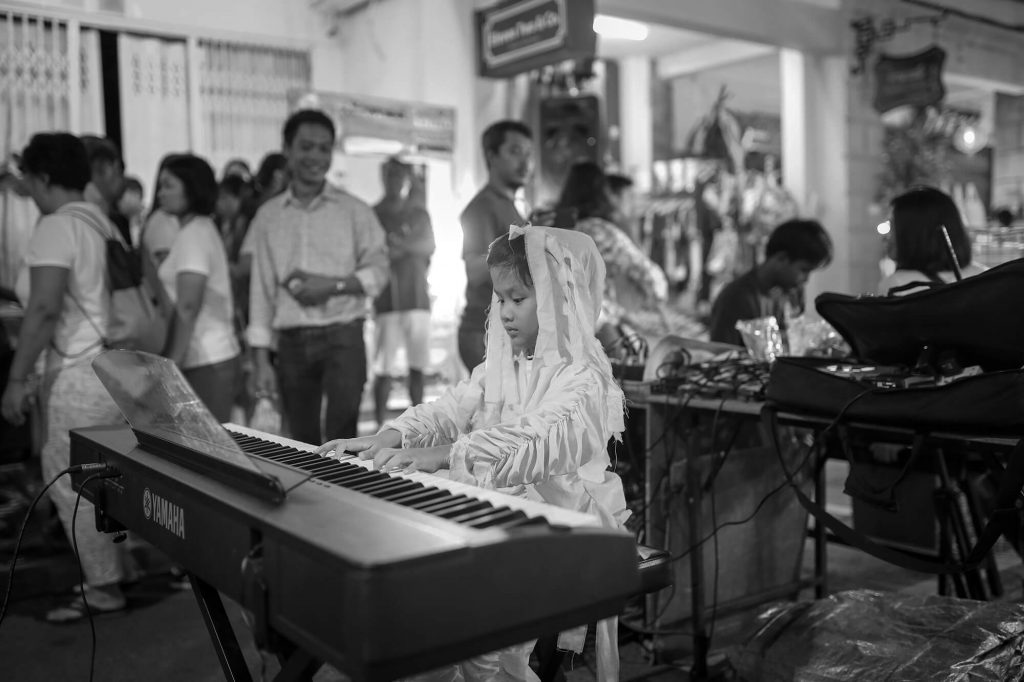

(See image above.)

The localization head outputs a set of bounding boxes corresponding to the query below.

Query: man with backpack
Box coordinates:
[78,136,169,354]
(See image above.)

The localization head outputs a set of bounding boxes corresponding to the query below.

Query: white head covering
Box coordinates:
[480,224,626,440]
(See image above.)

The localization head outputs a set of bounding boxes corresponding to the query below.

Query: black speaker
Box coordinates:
[537,95,601,205]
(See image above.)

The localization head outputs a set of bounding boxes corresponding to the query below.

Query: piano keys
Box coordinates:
[70,423,640,682]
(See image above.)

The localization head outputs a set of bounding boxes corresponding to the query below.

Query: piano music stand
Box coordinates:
[92,350,305,504]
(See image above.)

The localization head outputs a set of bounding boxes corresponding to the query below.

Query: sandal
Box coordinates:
[45,594,127,624]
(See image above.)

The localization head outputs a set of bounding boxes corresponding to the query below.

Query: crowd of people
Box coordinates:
[0,103,986,679]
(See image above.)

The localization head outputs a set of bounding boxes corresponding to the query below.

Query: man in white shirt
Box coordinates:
[247,110,388,443]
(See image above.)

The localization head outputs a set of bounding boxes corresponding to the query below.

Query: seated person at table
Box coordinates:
[877,186,985,297]
[709,219,833,347]
[318,225,629,681]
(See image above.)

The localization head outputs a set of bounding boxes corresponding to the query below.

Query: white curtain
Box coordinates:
[0,11,71,289]
[117,33,190,194]
[197,40,310,176]
[0,21,105,289]
[79,28,106,138]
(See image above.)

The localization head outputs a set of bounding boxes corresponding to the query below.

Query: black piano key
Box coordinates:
[244,443,292,455]
[372,481,423,501]
[302,459,347,474]
[504,515,551,529]
[307,461,359,477]
[231,431,558,531]
[345,473,397,492]
[381,487,447,505]
[408,494,465,513]
[447,505,503,524]
[252,444,300,456]
[272,452,322,466]
[317,468,377,485]
[360,479,421,497]
[257,450,302,463]
[316,463,372,481]
[432,500,492,519]
[467,509,529,529]
[230,434,259,445]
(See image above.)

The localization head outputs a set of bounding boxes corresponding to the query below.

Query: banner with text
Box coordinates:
[477,0,595,79]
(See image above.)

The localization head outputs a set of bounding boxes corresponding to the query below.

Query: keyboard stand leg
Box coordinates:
[273,644,322,682]
[189,574,254,682]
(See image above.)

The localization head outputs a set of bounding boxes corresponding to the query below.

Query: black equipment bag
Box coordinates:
[767,258,1024,433]
[763,258,1024,576]
[765,357,1024,436]
[814,258,1024,372]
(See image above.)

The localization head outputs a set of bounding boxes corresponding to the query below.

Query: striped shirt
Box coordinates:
[246,184,388,348]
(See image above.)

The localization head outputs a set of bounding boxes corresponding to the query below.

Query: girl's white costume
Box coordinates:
[388,225,629,681]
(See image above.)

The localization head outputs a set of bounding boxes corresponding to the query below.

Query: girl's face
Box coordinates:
[490,266,538,357]
[157,169,189,216]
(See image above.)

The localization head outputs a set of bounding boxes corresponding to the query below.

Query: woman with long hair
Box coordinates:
[878,186,985,296]
[156,154,241,420]
[554,161,673,348]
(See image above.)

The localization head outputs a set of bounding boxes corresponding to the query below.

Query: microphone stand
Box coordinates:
[940,224,963,282]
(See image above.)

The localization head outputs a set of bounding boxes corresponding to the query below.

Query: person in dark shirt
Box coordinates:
[457,120,533,372]
[709,218,832,347]
[372,157,435,426]
[81,135,131,244]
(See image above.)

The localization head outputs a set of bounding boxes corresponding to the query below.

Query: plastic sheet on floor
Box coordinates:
[732,589,1024,681]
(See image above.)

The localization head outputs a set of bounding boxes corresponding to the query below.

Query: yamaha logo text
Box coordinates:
[142,487,186,539]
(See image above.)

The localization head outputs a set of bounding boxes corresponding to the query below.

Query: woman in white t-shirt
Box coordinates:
[1,133,129,621]
[878,186,986,296]
[156,154,240,421]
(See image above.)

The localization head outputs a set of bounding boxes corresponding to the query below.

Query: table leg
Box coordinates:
[814,437,828,598]
[687,412,709,680]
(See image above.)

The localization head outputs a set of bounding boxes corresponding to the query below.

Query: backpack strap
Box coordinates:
[51,206,118,356]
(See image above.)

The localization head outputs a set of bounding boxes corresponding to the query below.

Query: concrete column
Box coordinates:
[780,48,861,303]
[618,55,654,193]
[993,94,1024,214]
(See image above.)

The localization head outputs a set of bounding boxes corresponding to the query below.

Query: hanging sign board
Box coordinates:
[873,46,946,114]
[476,0,596,79]
[288,90,455,158]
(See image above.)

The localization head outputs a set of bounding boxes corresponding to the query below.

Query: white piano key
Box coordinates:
[225,424,600,528]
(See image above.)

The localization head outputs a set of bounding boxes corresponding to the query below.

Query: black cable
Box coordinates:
[71,472,110,682]
[0,463,118,682]
[628,393,696,534]
[0,466,74,627]
[673,389,878,567]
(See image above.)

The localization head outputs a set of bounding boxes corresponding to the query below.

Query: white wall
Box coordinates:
[317,0,497,325]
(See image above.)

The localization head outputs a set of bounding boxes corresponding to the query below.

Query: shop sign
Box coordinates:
[477,0,595,79]
[288,90,455,158]
[873,46,946,114]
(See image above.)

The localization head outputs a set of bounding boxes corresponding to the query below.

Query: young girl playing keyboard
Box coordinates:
[319,225,629,681]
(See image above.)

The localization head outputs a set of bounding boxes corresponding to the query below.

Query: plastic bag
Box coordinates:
[733,589,1024,682]
[735,316,786,362]
[249,397,282,435]
[786,315,849,357]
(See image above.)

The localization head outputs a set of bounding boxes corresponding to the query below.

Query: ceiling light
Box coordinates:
[953,123,987,155]
[593,15,648,41]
